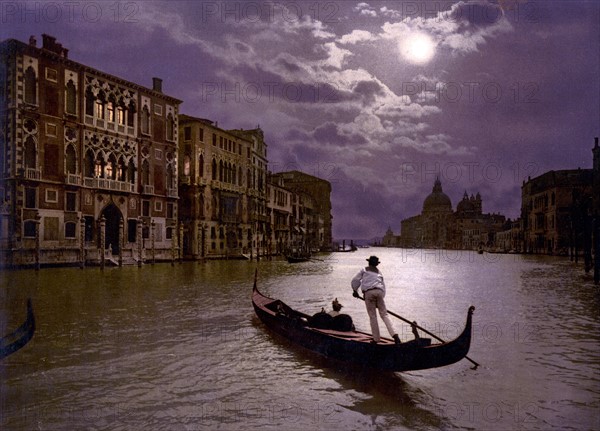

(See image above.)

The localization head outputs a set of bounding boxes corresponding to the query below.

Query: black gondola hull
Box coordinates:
[253,284,473,372]
[0,299,35,360]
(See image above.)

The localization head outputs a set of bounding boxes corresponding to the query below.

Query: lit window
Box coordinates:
[117,107,125,125]
[107,102,115,122]
[95,100,104,119]
[183,156,191,176]
[95,159,103,178]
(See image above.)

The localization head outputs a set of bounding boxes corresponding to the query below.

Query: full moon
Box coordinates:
[400,33,436,65]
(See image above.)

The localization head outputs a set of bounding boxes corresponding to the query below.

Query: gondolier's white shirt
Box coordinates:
[351,267,385,295]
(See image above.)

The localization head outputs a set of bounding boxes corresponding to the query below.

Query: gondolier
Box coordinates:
[351,256,401,345]
[252,270,476,372]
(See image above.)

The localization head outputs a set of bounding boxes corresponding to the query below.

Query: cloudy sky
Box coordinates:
[3,0,598,239]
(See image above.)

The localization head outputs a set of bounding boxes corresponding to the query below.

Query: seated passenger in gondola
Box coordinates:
[308,299,355,331]
[327,298,343,317]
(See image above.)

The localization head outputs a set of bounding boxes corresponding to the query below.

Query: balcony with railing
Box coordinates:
[83,177,135,192]
[67,173,81,185]
[25,168,41,180]
[167,188,178,198]
[143,185,155,195]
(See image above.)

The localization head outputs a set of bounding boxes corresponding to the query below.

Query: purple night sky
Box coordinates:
[2,1,598,240]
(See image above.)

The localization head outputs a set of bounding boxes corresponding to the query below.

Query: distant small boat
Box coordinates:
[285,253,311,263]
[0,299,35,360]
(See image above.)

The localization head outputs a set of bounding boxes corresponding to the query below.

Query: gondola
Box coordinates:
[285,254,311,263]
[252,275,475,372]
[0,299,35,360]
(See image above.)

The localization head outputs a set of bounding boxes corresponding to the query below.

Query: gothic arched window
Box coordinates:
[65,145,76,174]
[127,159,136,184]
[166,113,175,141]
[24,137,36,169]
[183,155,191,176]
[142,160,150,185]
[84,150,94,177]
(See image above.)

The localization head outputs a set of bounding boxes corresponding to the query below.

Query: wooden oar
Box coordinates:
[358,296,480,369]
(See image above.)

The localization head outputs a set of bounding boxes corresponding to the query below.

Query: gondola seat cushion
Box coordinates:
[308,312,333,329]
[331,314,354,332]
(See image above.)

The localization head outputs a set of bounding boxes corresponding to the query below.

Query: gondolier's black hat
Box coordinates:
[367,256,380,265]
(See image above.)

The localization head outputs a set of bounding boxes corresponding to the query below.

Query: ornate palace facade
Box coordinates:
[0,35,181,267]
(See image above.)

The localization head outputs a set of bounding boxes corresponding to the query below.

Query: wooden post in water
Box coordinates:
[137,218,143,267]
[151,219,155,265]
[34,213,41,271]
[99,216,105,270]
[79,217,86,269]
[594,215,600,285]
[119,217,124,267]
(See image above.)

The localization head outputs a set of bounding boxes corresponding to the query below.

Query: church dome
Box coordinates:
[423,178,452,213]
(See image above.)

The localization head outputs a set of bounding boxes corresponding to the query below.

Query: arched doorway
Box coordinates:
[101,204,122,254]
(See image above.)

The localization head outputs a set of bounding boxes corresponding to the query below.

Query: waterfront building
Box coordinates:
[495,219,522,253]
[268,170,332,251]
[454,191,506,250]
[178,115,267,259]
[0,35,181,268]
[266,173,293,255]
[382,227,400,247]
[228,128,269,257]
[398,178,505,250]
[520,168,593,254]
[399,177,454,249]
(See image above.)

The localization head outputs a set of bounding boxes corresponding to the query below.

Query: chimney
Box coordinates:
[42,34,56,50]
[29,36,37,47]
[152,77,163,93]
[595,137,599,148]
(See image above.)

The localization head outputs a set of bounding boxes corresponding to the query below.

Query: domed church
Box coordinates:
[421,177,454,247]
[398,178,506,249]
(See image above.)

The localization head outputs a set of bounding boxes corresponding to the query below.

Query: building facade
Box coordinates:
[177,115,269,259]
[266,173,293,255]
[398,178,505,250]
[521,169,593,255]
[268,170,332,251]
[0,35,181,268]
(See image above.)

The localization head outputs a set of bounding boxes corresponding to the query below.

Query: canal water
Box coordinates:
[1,249,598,430]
